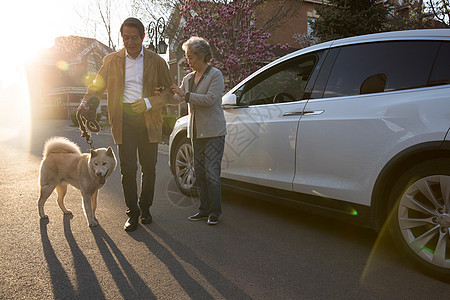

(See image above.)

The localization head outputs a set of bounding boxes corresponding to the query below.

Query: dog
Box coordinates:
[38,137,116,227]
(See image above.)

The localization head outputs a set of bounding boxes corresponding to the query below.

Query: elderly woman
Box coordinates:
[171,37,226,225]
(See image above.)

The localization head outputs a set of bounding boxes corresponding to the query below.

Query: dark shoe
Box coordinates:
[188,213,208,221]
[207,215,219,225]
[124,218,138,231]
[141,213,153,224]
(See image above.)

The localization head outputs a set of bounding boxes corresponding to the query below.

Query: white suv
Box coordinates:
[169,29,450,278]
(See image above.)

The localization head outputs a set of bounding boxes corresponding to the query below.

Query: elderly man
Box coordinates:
[79,17,173,231]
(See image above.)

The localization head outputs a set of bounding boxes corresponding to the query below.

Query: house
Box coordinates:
[255,0,322,47]
[27,36,113,120]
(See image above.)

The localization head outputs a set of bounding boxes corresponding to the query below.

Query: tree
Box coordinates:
[75,0,129,51]
[388,0,437,29]
[427,0,450,27]
[311,0,391,42]
[133,0,302,38]
[131,0,299,88]
[376,1,450,31]
[179,0,289,89]
[293,32,319,48]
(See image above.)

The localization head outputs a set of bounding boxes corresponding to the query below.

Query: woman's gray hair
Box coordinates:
[182,37,212,63]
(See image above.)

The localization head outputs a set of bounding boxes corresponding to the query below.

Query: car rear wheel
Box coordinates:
[388,158,450,279]
[173,137,197,196]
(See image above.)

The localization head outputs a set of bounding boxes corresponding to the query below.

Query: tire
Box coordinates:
[387,158,450,280]
[172,137,197,196]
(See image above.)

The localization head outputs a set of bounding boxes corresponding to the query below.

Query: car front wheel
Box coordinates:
[388,158,450,280]
[173,137,197,196]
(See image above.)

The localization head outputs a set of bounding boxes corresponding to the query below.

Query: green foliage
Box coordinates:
[70,111,78,127]
[311,0,391,42]
[162,114,178,137]
[388,0,448,30]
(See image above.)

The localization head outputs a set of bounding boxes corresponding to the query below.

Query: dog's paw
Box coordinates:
[63,210,73,215]
[40,215,49,219]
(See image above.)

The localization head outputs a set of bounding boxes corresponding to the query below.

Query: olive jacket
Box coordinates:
[83,47,173,144]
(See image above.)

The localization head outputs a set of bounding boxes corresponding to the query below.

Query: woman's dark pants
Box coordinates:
[193,136,225,218]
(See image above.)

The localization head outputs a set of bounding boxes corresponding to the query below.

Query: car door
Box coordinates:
[221,53,321,190]
[293,41,443,206]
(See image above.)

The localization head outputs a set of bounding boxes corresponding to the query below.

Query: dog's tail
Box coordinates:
[43,137,81,158]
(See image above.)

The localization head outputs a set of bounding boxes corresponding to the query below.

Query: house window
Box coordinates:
[307,18,315,35]
[306,9,319,35]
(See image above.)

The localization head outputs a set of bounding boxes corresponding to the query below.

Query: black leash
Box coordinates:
[77,96,101,149]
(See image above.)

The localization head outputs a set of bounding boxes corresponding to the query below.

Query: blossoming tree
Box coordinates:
[179,0,289,89]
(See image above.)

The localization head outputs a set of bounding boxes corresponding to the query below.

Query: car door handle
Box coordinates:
[302,110,324,116]
[282,110,324,117]
[282,112,303,116]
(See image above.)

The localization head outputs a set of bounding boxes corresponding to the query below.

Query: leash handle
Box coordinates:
[77,96,101,149]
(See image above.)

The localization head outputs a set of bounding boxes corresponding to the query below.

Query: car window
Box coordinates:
[238,54,319,106]
[429,42,450,86]
[322,41,440,98]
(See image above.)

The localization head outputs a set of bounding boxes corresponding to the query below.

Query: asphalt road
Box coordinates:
[0,119,448,299]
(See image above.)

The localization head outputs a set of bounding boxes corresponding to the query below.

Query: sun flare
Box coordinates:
[0,0,77,150]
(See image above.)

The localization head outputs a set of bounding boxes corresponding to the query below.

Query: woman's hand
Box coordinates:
[154,86,165,95]
[170,84,184,98]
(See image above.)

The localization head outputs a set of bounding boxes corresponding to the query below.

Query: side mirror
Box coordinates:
[222,94,237,109]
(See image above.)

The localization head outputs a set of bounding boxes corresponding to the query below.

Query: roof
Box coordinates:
[41,36,113,65]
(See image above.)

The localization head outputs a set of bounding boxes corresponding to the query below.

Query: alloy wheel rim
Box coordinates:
[398,175,450,268]
[175,143,195,190]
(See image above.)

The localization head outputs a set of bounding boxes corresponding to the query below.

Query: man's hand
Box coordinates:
[131,98,147,114]
[77,101,88,112]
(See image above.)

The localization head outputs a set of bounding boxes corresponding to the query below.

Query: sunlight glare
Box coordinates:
[56,60,70,71]
[0,0,75,150]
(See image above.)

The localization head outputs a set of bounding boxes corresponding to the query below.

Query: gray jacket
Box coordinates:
[173,66,227,139]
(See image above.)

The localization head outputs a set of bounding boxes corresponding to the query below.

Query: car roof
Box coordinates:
[227,29,450,94]
[331,28,450,47]
[277,29,450,65]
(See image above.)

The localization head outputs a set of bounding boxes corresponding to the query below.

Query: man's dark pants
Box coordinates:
[118,106,158,219]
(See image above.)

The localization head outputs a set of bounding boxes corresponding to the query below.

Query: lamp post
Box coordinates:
[147,17,168,54]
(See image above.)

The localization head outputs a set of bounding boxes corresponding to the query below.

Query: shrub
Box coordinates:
[162,115,178,137]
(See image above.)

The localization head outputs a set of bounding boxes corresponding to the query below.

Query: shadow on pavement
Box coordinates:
[40,218,74,297]
[129,223,251,300]
[40,215,156,299]
[63,215,105,299]
[90,225,156,299]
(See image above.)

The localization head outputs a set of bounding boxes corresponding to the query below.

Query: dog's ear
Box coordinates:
[106,147,114,157]
[90,149,98,157]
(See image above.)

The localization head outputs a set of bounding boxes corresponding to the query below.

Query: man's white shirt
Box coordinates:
[124,46,151,111]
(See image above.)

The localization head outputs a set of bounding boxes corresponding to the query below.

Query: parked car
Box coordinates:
[169,29,450,279]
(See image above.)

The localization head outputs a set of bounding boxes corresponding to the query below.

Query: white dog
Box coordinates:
[38,137,116,227]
